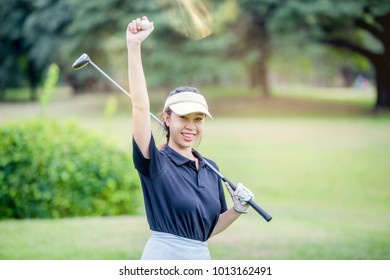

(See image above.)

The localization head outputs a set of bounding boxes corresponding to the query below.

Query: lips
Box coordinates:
[182,132,196,142]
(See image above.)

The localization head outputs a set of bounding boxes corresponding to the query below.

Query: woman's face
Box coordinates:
[164,112,205,151]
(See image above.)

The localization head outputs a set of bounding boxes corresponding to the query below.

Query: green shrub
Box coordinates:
[0,119,140,219]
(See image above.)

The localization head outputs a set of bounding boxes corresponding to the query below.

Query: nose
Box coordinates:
[185,121,196,130]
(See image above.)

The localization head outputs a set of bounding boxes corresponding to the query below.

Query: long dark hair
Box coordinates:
[163,86,202,143]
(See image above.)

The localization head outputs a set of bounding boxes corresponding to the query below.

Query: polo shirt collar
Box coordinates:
[163,145,205,168]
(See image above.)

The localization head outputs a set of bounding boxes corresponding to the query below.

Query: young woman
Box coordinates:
[127,16,254,260]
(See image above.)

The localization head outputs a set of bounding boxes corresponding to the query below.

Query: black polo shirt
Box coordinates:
[132,135,228,242]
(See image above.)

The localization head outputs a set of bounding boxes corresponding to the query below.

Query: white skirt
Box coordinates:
[141,231,211,260]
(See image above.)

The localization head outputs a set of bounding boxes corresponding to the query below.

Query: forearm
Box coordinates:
[127,44,150,112]
[211,208,242,237]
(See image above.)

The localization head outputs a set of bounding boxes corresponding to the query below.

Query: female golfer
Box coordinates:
[127,16,254,260]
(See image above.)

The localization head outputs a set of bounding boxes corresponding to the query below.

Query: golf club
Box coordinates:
[72,53,272,222]
[72,54,162,125]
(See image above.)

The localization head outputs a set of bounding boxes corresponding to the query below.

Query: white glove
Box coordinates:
[225,182,254,214]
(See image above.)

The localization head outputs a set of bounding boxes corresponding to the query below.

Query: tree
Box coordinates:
[0,0,34,99]
[273,0,390,110]
[64,0,160,92]
[65,0,245,92]
[230,0,286,97]
[0,0,74,100]
[223,0,390,110]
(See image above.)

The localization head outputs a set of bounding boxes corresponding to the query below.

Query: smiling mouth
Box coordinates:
[182,133,196,141]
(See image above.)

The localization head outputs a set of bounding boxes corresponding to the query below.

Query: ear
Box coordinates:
[163,112,170,127]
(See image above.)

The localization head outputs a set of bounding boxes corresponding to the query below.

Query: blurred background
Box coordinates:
[0,0,389,260]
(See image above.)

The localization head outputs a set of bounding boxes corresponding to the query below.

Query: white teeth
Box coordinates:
[182,133,194,138]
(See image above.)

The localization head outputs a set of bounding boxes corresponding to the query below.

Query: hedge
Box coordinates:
[0,119,140,219]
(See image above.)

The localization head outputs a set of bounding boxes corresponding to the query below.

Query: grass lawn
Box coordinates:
[203,118,390,259]
[0,86,389,259]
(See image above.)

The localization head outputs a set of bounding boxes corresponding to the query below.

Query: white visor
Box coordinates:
[164,92,212,119]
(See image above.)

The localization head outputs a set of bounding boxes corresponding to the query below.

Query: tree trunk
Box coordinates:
[0,86,5,101]
[258,36,270,97]
[248,16,271,97]
[30,87,37,101]
[374,14,390,110]
[374,61,390,110]
[27,61,40,101]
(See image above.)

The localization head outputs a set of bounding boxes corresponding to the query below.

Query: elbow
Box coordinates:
[132,102,150,113]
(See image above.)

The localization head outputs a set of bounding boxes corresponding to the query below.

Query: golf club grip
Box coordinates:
[224,178,272,222]
[248,198,272,222]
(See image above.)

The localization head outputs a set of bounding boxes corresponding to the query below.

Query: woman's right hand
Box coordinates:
[126,16,154,47]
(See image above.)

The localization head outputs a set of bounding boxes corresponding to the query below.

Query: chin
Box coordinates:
[180,141,194,149]
[177,138,195,149]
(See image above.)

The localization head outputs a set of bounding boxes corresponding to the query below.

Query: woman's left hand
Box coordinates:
[225,182,254,214]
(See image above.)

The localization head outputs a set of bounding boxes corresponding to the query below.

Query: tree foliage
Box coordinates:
[0,0,74,100]
[270,0,390,109]
[1,0,389,110]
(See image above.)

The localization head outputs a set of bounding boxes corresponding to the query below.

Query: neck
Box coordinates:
[168,142,195,160]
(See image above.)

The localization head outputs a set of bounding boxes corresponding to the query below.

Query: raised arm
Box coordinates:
[126,17,154,158]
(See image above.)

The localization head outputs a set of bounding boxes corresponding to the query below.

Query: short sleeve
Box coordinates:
[132,134,165,178]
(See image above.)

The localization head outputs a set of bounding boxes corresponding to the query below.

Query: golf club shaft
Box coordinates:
[89,61,162,125]
[82,57,272,222]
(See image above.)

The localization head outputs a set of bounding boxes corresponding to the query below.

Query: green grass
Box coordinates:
[0,86,389,259]
[0,216,148,259]
[202,118,390,259]
[273,84,376,106]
